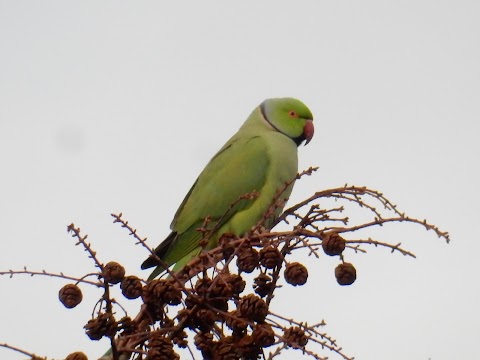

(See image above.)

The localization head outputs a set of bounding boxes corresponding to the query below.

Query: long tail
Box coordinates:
[147,246,201,281]
[141,232,176,270]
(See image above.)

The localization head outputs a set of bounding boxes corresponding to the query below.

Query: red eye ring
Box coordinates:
[288,111,298,118]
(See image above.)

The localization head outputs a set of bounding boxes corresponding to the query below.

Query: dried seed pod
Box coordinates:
[335,262,357,286]
[196,308,219,328]
[219,233,237,260]
[147,334,180,360]
[161,316,175,329]
[209,298,230,312]
[120,275,142,299]
[239,294,268,323]
[65,352,88,360]
[194,331,214,358]
[259,245,283,269]
[194,277,213,297]
[237,247,259,273]
[102,261,125,284]
[322,232,346,256]
[177,307,216,332]
[210,276,232,298]
[171,330,188,348]
[225,273,246,296]
[118,316,135,335]
[284,262,308,286]
[184,294,201,309]
[237,334,260,359]
[252,323,275,347]
[157,279,183,304]
[214,336,239,360]
[145,301,165,322]
[176,309,194,330]
[225,309,248,333]
[253,273,274,298]
[84,313,117,341]
[211,273,246,299]
[142,283,156,304]
[59,284,83,309]
[284,326,308,347]
[143,279,182,306]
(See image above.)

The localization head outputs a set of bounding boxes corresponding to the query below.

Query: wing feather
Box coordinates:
[161,134,270,266]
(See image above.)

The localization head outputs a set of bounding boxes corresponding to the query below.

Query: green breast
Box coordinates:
[219,130,298,236]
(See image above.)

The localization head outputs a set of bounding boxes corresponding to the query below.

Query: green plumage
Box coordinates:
[142,98,314,279]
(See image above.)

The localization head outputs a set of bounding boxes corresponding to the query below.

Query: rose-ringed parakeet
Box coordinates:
[142,98,314,280]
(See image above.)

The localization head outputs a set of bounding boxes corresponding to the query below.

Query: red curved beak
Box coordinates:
[303,119,314,145]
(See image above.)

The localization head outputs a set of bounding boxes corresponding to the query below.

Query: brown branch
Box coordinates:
[346,239,417,257]
[0,343,48,360]
[326,215,449,242]
[0,268,101,287]
[110,213,185,283]
[67,223,104,270]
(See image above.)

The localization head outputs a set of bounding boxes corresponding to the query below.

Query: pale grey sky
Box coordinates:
[1,1,479,359]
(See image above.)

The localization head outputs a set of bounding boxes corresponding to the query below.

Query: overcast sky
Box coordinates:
[1,1,479,359]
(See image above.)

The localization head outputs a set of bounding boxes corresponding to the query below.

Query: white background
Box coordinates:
[1,1,479,359]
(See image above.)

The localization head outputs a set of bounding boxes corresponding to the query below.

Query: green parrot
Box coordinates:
[142,98,314,280]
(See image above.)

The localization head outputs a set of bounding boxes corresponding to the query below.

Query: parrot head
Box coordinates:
[260,98,314,146]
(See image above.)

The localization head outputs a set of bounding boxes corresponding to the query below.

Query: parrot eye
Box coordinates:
[288,110,299,118]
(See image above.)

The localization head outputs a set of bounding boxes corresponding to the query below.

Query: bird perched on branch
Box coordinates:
[142,98,314,280]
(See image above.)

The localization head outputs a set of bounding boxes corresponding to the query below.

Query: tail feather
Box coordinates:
[141,231,176,269]
[147,247,202,281]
